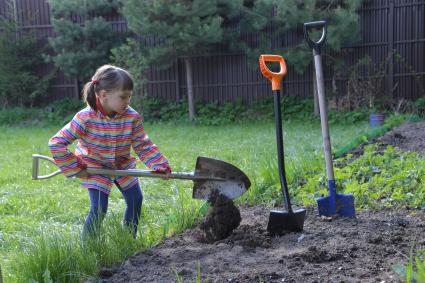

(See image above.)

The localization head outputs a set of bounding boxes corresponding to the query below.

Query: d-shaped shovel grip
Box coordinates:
[304,20,327,54]
[32,154,62,180]
[259,55,287,91]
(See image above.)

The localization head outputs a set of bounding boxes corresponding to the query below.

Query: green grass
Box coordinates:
[0,119,372,281]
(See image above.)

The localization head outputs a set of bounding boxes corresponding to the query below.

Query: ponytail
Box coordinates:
[83,81,97,111]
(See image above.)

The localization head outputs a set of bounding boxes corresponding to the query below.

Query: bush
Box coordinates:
[414,97,425,118]
[0,18,50,107]
[44,98,86,125]
[130,94,316,125]
[0,98,85,126]
[0,107,43,126]
[2,94,407,128]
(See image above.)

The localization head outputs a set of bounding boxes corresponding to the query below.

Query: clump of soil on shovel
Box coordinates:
[196,190,241,243]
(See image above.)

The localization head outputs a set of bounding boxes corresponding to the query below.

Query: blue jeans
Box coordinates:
[84,181,143,236]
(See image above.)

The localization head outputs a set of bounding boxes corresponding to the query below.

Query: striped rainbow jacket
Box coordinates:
[48,106,170,194]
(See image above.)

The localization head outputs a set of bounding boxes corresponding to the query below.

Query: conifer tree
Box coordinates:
[0,17,49,107]
[122,0,242,120]
[47,0,125,95]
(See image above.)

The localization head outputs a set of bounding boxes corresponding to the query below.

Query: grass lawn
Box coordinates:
[0,120,370,281]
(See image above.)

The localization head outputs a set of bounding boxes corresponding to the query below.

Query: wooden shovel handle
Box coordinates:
[259,55,287,91]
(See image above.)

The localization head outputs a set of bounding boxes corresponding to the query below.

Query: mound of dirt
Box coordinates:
[378,121,425,152]
[348,121,425,159]
[95,205,425,282]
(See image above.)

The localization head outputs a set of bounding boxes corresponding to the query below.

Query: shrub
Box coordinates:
[0,98,85,126]
[130,94,317,125]
[414,97,425,118]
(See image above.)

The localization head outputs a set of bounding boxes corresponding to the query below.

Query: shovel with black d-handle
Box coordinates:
[259,55,307,235]
[304,20,356,217]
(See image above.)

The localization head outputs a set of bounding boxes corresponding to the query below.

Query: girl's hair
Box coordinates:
[82,65,134,111]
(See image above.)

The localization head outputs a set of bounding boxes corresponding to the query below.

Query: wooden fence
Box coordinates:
[1,0,424,105]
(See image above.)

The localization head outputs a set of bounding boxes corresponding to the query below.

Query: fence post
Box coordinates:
[73,78,80,99]
[175,59,180,101]
[388,0,395,98]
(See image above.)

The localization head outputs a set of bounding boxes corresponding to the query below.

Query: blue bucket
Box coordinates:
[370,113,385,127]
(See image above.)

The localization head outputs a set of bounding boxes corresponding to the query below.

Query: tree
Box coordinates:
[238,0,363,113]
[122,0,243,120]
[110,38,150,96]
[0,17,50,107]
[46,0,126,96]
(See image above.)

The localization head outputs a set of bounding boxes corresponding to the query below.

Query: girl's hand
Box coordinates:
[153,166,172,180]
[164,169,172,180]
[75,169,90,179]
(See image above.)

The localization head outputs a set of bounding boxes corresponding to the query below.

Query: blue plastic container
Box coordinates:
[370,113,385,127]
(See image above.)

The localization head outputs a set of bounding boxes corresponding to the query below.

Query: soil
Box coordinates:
[196,190,241,243]
[94,122,425,283]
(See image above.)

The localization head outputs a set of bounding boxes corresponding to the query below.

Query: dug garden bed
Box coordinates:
[346,121,425,159]
[94,122,425,282]
[97,206,424,282]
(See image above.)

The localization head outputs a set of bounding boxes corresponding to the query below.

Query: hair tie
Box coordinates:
[92,79,98,85]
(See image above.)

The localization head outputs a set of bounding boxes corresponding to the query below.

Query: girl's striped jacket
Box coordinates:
[48,106,170,194]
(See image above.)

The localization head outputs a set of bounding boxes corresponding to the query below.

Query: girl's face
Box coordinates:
[99,89,132,116]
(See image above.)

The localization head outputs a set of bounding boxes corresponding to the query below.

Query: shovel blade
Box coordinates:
[267,208,306,235]
[192,157,251,200]
[317,193,356,217]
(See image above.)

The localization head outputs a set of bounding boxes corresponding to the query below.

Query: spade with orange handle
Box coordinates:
[259,55,307,235]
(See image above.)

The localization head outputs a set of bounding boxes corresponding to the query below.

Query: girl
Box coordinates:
[49,65,171,236]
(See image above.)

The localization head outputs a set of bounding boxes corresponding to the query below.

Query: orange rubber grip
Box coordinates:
[259,55,287,91]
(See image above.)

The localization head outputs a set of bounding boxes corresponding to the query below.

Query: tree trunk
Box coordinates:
[332,69,338,110]
[313,69,319,115]
[184,57,195,120]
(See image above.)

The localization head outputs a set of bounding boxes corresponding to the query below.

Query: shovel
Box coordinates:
[304,20,356,217]
[259,55,307,234]
[32,154,251,200]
